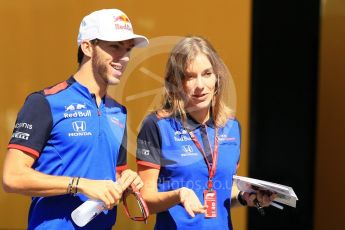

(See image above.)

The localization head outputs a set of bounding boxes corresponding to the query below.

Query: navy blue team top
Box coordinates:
[136,113,241,230]
[8,77,127,230]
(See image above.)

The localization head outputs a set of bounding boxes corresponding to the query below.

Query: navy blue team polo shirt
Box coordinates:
[136,113,241,230]
[8,77,127,230]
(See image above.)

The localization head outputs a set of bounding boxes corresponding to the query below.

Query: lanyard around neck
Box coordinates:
[188,127,219,190]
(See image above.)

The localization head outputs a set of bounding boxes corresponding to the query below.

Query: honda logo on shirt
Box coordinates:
[182,145,193,153]
[72,121,86,132]
[181,145,197,157]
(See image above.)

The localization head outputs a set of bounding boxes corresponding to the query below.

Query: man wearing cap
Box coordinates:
[2,9,148,229]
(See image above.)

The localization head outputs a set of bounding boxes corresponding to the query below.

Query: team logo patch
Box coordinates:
[65,103,87,111]
[182,145,193,153]
[12,131,30,140]
[141,149,150,156]
[15,122,32,130]
[64,103,91,119]
[218,134,236,142]
[174,129,191,142]
[68,121,92,137]
[114,14,130,23]
[72,121,86,132]
[113,14,132,31]
[180,145,197,157]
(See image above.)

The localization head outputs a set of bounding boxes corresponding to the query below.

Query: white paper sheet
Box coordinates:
[233,175,298,208]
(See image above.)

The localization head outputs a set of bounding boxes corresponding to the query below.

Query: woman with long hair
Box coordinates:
[136,36,273,229]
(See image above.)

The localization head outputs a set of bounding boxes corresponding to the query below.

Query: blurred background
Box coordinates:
[0,0,344,229]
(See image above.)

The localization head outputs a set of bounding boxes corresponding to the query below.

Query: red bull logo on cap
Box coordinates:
[113,14,132,31]
[114,14,130,23]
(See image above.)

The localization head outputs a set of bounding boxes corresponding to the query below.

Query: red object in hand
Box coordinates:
[122,184,149,223]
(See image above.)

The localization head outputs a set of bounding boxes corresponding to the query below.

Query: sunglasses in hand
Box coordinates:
[122,184,149,223]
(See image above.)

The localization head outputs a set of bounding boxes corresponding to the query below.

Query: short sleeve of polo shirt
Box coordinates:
[136,115,162,169]
[8,92,53,158]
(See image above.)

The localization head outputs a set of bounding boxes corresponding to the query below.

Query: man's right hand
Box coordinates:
[77,178,124,210]
[77,169,144,210]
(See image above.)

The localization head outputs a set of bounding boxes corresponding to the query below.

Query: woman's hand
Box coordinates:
[242,190,277,207]
[178,187,207,217]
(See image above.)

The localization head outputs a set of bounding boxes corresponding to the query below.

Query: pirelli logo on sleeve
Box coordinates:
[12,131,30,140]
[12,122,33,140]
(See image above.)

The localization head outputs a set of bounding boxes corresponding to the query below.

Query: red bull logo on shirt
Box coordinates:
[113,14,132,31]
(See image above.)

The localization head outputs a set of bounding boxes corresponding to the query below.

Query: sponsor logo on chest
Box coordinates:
[64,103,91,119]
[174,129,191,142]
[68,121,92,137]
[218,134,236,142]
[180,145,198,157]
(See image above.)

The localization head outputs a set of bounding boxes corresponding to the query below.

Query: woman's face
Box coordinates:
[183,53,217,114]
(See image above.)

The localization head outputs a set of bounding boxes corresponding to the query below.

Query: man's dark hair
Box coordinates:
[77,39,99,65]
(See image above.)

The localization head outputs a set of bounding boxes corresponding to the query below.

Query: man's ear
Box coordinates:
[80,41,94,58]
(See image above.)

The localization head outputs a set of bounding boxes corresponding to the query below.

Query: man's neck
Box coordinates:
[73,65,107,105]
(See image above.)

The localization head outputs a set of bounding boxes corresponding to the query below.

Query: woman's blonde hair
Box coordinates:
[158,36,233,127]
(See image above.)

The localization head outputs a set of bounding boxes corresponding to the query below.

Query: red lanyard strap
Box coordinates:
[122,184,149,223]
[188,128,219,190]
